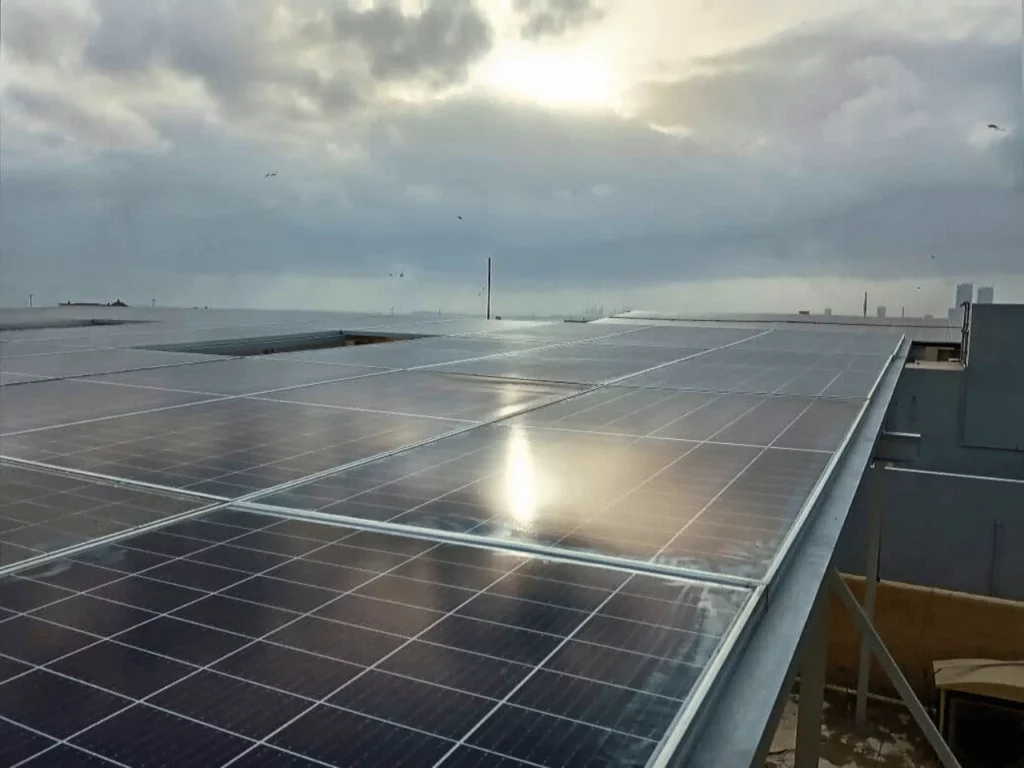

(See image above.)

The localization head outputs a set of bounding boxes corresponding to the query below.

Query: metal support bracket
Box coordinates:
[856,462,885,726]
[795,586,829,768]
[827,568,962,768]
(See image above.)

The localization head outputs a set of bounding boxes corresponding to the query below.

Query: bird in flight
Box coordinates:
[264,171,278,178]
[987,124,1007,132]
[930,254,936,259]
[457,215,463,220]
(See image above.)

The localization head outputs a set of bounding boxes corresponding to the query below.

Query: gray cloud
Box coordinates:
[83,0,272,107]
[330,1,493,86]
[1,0,93,65]
[634,22,1019,150]
[514,0,606,40]
[0,2,1020,313]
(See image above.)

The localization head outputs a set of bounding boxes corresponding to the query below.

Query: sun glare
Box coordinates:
[478,46,620,110]
[504,425,538,525]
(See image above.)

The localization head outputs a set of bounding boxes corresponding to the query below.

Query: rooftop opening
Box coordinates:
[144,329,429,357]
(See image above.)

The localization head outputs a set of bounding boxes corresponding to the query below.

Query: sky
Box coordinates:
[1,0,1021,317]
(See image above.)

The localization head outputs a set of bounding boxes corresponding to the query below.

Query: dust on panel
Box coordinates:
[258,371,577,422]
[2,398,465,497]
[0,463,201,567]
[0,379,214,435]
[261,424,834,580]
[0,509,749,767]
[91,358,384,396]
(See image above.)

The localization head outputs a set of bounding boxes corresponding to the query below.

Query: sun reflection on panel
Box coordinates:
[504,425,539,526]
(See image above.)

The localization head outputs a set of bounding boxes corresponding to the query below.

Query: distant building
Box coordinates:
[877,306,887,318]
[977,286,994,304]
[955,283,974,308]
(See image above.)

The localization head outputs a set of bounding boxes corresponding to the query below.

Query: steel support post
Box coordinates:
[795,586,829,768]
[856,461,885,726]
[828,568,962,768]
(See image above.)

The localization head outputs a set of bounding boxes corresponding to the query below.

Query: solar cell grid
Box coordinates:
[290,341,536,369]
[431,354,655,385]
[0,510,748,768]
[90,358,385,396]
[500,388,858,452]
[257,417,836,578]
[620,339,893,398]
[0,378,213,435]
[2,398,465,495]
[489,324,656,342]
[254,371,576,422]
[522,344,702,366]
[0,464,202,568]
[0,371,46,386]
[731,329,901,355]
[0,348,218,380]
[586,326,761,348]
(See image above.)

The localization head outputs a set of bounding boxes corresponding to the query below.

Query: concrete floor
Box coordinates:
[766,688,941,768]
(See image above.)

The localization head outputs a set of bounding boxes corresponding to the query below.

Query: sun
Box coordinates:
[476,45,621,110]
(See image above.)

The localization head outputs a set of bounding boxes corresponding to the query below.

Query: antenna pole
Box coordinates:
[486,257,492,320]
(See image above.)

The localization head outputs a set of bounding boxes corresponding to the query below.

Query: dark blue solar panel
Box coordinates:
[0,509,748,767]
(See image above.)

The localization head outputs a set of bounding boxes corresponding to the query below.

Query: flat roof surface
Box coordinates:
[0,308,905,767]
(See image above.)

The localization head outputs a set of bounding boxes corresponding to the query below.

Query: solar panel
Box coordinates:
[431,354,655,385]
[587,326,761,348]
[3,398,465,496]
[0,372,45,386]
[0,348,219,379]
[0,510,750,767]
[91,359,384,396]
[288,337,542,368]
[730,329,902,355]
[0,310,905,767]
[0,379,213,436]
[619,342,895,398]
[0,464,201,567]
[257,371,577,422]
[506,387,860,451]
[514,343,700,366]
[489,323,657,342]
[259,422,836,579]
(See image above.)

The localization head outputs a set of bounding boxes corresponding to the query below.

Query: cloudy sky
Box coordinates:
[1,0,1021,317]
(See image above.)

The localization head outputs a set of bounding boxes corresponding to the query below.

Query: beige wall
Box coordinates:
[827,575,1024,700]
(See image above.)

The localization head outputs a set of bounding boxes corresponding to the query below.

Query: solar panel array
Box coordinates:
[0,309,903,766]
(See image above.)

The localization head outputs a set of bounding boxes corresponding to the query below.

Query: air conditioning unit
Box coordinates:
[935,659,1024,768]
